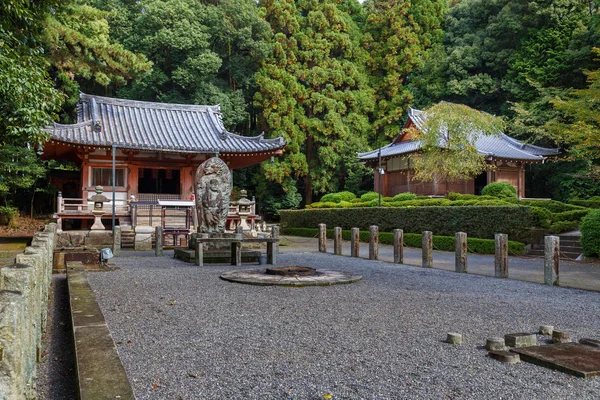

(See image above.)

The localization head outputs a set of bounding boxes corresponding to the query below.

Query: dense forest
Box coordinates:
[1,0,599,215]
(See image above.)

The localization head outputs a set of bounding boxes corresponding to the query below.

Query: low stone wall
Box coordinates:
[0,223,57,399]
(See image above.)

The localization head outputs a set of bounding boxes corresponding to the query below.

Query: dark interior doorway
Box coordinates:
[474,172,487,195]
[138,169,180,194]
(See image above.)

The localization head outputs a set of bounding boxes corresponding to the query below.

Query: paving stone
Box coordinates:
[489,350,520,364]
[505,333,537,348]
[446,333,462,344]
[510,342,600,378]
[220,269,362,287]
[553,330,571,344]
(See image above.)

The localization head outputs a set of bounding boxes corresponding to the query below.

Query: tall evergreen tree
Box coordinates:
[363,0,445,143]
[256,0,374,204]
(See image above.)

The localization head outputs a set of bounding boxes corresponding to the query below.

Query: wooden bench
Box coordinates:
[194,236,279,267]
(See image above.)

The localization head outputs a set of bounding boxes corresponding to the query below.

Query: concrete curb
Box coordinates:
[67,262,135,400]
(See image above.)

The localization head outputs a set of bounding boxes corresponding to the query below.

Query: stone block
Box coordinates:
[539,325,554,336]
[84,231,112,247]
[447,332,462,344]
[486,337,505,351]
[489,350,520,364]
[135,225,154,234]
[0,290,27,399]
[113,226,121,257]
[552,330,571,344]
[505,333,537,348]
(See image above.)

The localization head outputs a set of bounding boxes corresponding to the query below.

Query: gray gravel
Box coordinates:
[87,250,600,399]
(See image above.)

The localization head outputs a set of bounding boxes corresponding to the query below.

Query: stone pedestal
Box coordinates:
[90,209,106,231]
[134,226,154,251]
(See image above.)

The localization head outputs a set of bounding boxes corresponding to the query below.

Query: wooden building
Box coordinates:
[358,107,559,198]
[42,93,285,230]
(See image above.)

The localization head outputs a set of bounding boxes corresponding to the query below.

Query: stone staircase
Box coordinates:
[528,233,582,259]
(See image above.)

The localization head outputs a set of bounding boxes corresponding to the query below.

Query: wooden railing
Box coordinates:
[56,195,129,214]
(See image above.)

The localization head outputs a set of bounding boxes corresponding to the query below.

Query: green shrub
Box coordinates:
[306,202,339,209]
[350,198,362,203]
[481,182,517,199]
[282,227,525,255]
[552,209,589,223]
[518,199,585,213]
[580,209,600,257]
[320,191,356,203]
[360,191,380,202]
[0,207,18,226]
[569,198,600,208]
[529,207,552,229]
[548,221,580,234]
[280,206,534,243]
[392,192,417,201]
[382,196,394,202]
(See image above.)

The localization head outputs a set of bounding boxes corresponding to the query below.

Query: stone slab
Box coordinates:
[489,350,520,364]
[510,342,600,378]
[579,338,600,348]
[505,332,537,348]
[134,226,154,234]
[220,269,362,287]
[174,248,260,263]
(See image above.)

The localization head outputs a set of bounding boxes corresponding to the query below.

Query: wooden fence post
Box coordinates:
[393,229,404,264]
[369,226,379,260]
[318,224,327,253]
[351,228,360,257]
[334,227,342,255]
[495,234,508,278]
[544,236,560,286]
[422,231,433,268]
[455,232,467,273]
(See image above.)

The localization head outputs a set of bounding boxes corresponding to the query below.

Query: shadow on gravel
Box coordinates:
[37,275,78,400]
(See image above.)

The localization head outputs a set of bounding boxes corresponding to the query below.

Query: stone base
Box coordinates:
[54,249,100,270]
[505,333,537,348]
[174,248,261,263]
[220,269,362,287]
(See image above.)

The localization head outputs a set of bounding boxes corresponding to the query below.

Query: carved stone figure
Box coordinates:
[195,157,231,233]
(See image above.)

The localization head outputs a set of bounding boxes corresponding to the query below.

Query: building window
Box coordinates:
[92,168,125,187]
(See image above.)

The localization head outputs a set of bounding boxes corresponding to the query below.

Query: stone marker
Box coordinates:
[544,235,560,286]
[489,350,520,364]
[318,223,327,253]
[552,330,571,344]
[455,232,467,273]
[494,233,508,278]
[422,231,433,268]
[369,226,378,260]
[155,226,163,257]
[486,337,505,351]
[112,225,121,256]
[270,225,280,265]
[351,228,359,258]
[505,333,537,348]
[334,227,342,255]
[393,229,403,264]
[579,338,600,348]
[195,240,203,267]
[447,333,462,344]
[539,325,554,336]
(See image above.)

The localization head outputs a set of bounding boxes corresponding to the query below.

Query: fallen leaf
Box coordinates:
[188,373,198,378]
[323,394,332,399]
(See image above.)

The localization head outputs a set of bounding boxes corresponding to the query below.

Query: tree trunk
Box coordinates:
[30,185,36,219]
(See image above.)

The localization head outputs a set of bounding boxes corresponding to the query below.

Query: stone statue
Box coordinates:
[195,157,231,233]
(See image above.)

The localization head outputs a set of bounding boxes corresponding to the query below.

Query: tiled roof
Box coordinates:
[46,93,285,154]
[358,107,560,162]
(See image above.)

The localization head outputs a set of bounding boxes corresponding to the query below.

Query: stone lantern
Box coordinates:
[236,190,254,231]
[88,186,111,230]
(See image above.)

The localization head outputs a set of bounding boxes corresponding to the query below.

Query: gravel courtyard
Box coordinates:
[87,250,600,399]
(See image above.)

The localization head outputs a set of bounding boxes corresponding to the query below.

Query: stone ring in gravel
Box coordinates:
[220,268,362,286]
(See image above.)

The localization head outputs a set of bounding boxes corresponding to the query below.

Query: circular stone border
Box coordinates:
[220,268,362,287]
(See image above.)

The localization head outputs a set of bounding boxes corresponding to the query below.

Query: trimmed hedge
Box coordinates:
[580,209,600,257]
[481,182,517,199]
[282,227,525,255]
[360,191,380,202]
[280,206,534,243]
[570,197,600,208]
[392,192,417,201]
[518,199,585,213]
